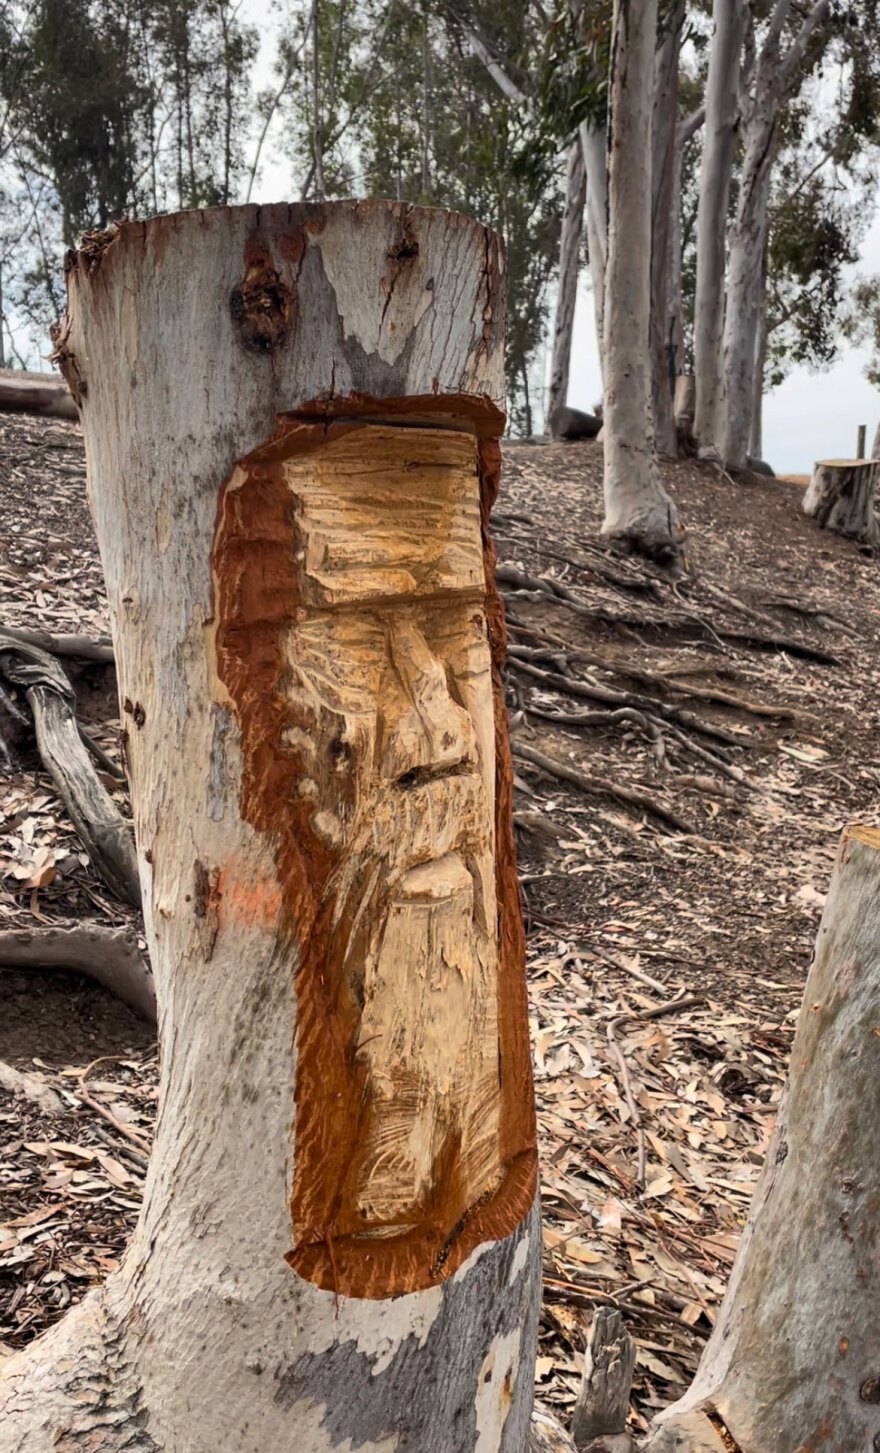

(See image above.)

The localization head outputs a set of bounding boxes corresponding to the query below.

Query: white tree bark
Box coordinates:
[718,0,831,469]
[579,121,608,386]
[2,201,541,1452]
[749,263,768,462]
[650,0,685,459]
[717,102,777,470]
[548,139,587,437]
[693,0,748,450]
[602,0,680,561]
[648,824,880,1451]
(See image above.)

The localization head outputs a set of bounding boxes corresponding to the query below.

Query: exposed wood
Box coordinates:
[0,1061,66,1116]
[647,824,880,1452]
[0,926,154,1022]
[0,368,78,422]
[0,201,541,1453]
[802,458,880,544]
[872,420,880,460]
[857,422,867,460]
[572,1308,636,1450]
[0,632,139,907]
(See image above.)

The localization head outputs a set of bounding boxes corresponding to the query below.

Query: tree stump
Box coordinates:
[673,374,695,453]
[0,202,540,1452]
[802,458,880,544]
[646,825,880,1452]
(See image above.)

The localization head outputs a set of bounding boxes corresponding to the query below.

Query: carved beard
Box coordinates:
[323,769,502,1238]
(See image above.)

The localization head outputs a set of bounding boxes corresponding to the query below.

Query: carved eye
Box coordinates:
[329,736,350,769]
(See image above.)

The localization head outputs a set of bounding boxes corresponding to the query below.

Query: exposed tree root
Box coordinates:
[0,925,155,1021]
[0,631,139,906]
[513,741,696,835]
[0,622,115,664]
[510,658,744,748]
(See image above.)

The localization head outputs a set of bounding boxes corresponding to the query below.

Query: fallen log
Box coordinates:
[547,404,603,441]
[0,368,78,421]
[0,631,140,906]
[0,925,155,1021]
[802,458,880,544]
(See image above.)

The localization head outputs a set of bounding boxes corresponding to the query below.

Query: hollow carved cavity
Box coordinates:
[211,415,536,1297]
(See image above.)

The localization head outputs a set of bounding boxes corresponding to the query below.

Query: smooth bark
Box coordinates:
[548,140,587,437]
[602,0,680,561]
[2,201,541,1452]
[648,825,880,1451]
[650,0,685,459]
[580,121,608,385]
[718,0,831,469]
[693,0,747,449]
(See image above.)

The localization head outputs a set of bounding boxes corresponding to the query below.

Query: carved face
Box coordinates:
[283,427,502,1238]
[212,418,536,1297]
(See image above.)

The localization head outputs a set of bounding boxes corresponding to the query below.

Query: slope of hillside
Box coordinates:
[2,416,879,1434]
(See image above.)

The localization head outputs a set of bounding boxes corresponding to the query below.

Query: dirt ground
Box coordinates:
[2,412,879,1433]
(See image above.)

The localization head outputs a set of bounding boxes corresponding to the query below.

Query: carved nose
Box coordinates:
[380,621,476,783]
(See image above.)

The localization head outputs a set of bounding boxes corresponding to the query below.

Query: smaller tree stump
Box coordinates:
[572,1308,636,1451]
[802,458,880,544]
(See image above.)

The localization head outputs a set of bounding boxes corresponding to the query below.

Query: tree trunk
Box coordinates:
[650,0,685,460]
[802,458,880,544]
[693,0,747,450]
[647,824,880,1452]
[5,201,541,1452]
[602,0,681,562]
[0,367,78,420]
[749,268,767,462]
[548,139,587,438]
[717,103,776,470]
[580,121,608,386]
[673,374,695,452]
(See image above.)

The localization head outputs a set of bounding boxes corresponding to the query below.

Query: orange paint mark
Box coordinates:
[219,869,284,933]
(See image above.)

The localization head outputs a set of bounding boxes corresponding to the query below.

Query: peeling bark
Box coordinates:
[0,201,540,1452]
[647,825,880,1452]
[602,0,681,562]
